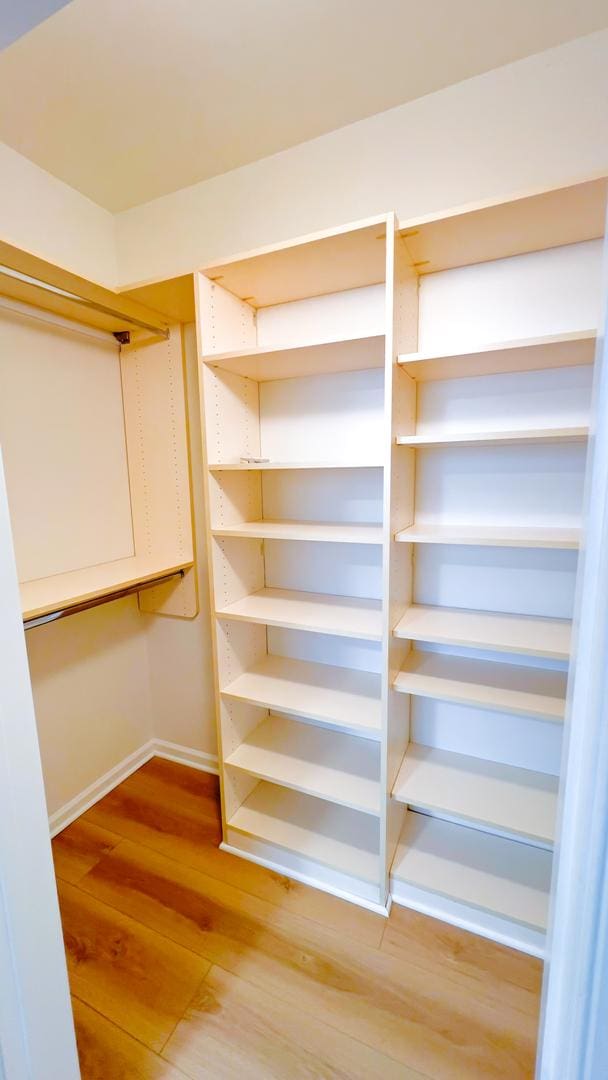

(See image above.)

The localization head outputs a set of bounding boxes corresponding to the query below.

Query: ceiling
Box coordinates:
[0,0,607,212]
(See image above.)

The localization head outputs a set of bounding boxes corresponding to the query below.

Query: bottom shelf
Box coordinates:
[391,811,551,932]
[228,781,380,884]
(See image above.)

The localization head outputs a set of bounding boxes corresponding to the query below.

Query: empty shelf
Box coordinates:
[20,555,193,622]
[396,426,588,448]
[398,329,596,381]
[203,333,385,381]
[212,520,383,544]
[394,605,571,660]
[208,461,383,471]
[226,714,381,815]
[222,653,382,739]
[393,744,558,845]
[391,811,551,931]
[229,781,380,883]
[394,650,567,722]
[217,587,382,640]
[395,523,580,549]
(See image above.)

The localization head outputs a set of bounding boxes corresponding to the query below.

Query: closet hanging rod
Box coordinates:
[0,263,170,340]
[23,569,184,631]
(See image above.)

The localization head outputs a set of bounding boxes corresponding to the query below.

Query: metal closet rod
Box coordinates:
[0,263,170,340]
[23,569,184,631]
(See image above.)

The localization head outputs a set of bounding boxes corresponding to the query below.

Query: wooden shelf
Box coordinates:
[394,650,566,722]
[225,714,381,815]
[395,523,580,549]
[212,520,383,545]
[20,556,193,622]
[398,329,596,382]
[222,654,382,740]
[203,333,385,380]
[217,587,382,640]
[394,604,571,660]
[228,781,380,883]
[396,426,589,448]
[208,461,383,471]
[391,811,551,931]
[393,744,558,845]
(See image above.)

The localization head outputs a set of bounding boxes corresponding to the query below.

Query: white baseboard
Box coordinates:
[48,739,218,837]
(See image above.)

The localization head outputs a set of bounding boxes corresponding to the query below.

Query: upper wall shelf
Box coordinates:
[208,461,383,472]
[211,520,383,545]
[202,333,385,379]
[398,329,596,382]
[396,426,589,449]
[398,177,607,275]
[200,216,389,308]
[394,604,571,660]
[395,523,580,550]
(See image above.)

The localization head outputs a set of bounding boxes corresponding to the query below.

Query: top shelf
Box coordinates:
[202,333,385,380]
[398,329,596,382]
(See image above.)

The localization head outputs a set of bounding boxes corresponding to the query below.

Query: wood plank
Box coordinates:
[211,519,383,544]
[395,523,580,549]
[394,650,567,722]
[396,426,589,448]
[392,744,558,845]
[79,838,538,1076]
[397,328,596,382]
[72,997,189,1080]
[52,821,123,885]
[228,781,380,882]
[208,460,384,471]
[203,333,385,380]
[163,964,422,1080]
[57,880,210,1053]
[216,585,383,640]
[394,604,571,660]
[222,653,382,737]
[391,812,552,931]
[226,713,381,814]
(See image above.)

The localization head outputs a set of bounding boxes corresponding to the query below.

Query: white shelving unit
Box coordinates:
[196,178,605,946]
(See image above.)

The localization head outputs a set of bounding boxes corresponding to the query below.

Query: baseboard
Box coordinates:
[48,739,219,837]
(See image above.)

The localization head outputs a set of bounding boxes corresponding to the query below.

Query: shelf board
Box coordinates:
[228,781,380,883]
[395,523,580,549]
[225,713,381,815]
[202,333,385,381]
[396,426,589,448]
[398,329,596,382]
[217,586,382,640]
[394,604,571,660]
[393,744,558,845]
[212,520,383,545]
[394,650,567,722]
[20,555,193,622]
[391,811,551,931]
[208,461,383,471]
[222,653,382,740]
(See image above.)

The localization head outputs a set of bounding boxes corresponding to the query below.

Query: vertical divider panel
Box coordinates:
[120,323,198,617]
[380,222,419,898]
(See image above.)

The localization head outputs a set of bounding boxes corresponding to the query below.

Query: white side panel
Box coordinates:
[256,284,385,348]
[268,626,382,675]
[259,368,384,463]
[419,240,603,352]
[262,467,383,524]
[264,539,383,600]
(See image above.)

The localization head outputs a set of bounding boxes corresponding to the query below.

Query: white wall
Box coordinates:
[115,30,608,287]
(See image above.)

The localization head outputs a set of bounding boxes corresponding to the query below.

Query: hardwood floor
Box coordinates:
[52,757,542,1079]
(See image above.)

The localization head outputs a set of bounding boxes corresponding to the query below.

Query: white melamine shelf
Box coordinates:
[391,811,551,931]
[217,587,382,640]
[396,426,589,448]
[20,556,193,621]
[228,781,380,883]
[208,461,383,471]
[211,520,383,545]
[203,333,385,381]
[393,744,558,846]
[222,654,382,740]
[395,523,580,549]
[394,604,571,660]
[225,713,381,815]
[398,329,596,382]
[394,650,567,722]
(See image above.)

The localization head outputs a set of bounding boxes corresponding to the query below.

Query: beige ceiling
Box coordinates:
[0,0,607,212]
